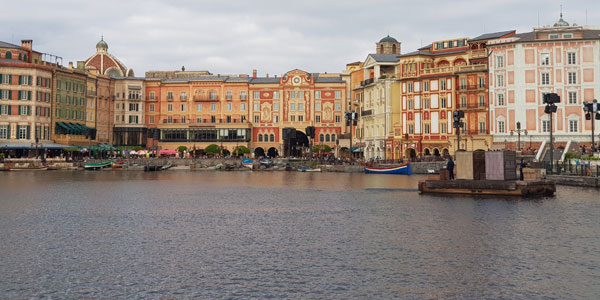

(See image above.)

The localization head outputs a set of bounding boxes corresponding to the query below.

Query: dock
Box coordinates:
[418,179,556,196]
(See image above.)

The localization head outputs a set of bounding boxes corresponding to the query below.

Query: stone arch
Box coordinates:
[424,148,431,156]
[406,148,417,159]
[433,148,441,156]
[254,147,265,158]
[437,59,450,67]
[267,147,278,158]
[442,148,450,157]
[453,58,467,66]
[5,51,12,59]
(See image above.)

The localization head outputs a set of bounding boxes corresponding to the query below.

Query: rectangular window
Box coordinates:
[498,120,505,133]
[568,91,577,104]
[196,104,202,112]
[290,115,295,122]
[167,91,173,100]
[479,95,485,107]
[150,92,155,100]
[0,125,7,139]
[478,77,485,88]
[299,115,304,122]
[567,52,576,65]
[0,105,7,115]
[273,103,278,112]
[335,91,341,99]
[254,103,259,111]
[440,80,446,90]
[460,96,467,108]
[211,104,216,112]
[290,103,296,111]
[541,72,550,85]
[316,91,321,99]
[209,92,217,100]
[542,120,550,133]
[290,91,296,99]
[240,103,246,111]
[149,116,155,124]
[497,74,504,87]
[0,90,9,99]
[19,105,28,115]
[441,97,447,108]
[563,33,573,39]
[181,104,186,112]
[423,81,429,92]
[167,116,173,123]
[298,103,304,111]
[441,123,447,134]
[497,55,504,68]
[253,91,260,99]
[479,122,486,134]
[424,124,430,134]
[226,91,232,100]
[335,103,341,111]
[569,120,578,132]
[316,115,321,123]
[240,91,247,100]
[18,126,27,139]
[408,99,413,110]
[408,124,414,134]
[497,94,505,106]
[167,104,173,112]
[298,91,304,99]
[149,103,155,112]
[540,53,550,66]
[459,78,466,90]
[568,72,577,84]
[315,103,321,111]
[424,98,430,109]
[254,115,259,123]
[226,103,231,112]
[180,92,187,100]
[549,34,559,39]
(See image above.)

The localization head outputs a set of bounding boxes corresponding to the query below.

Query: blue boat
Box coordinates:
[242,158,254,169]
[364,163,412,175]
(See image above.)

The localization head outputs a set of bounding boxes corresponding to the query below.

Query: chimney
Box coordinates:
[266,73,269,78]
[182,66,185,71]
[68,62,74,69]
[21,40,32,51]
[252,69,257,79]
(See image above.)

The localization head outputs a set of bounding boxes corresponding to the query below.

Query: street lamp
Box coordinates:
[583,99,600,153]
[344,111,357,160]
[510,121,527,151]
[543,93,560,171]
[452,110,464,154]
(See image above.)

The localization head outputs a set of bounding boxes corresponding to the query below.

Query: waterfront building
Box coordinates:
[0,40,54,156]
[113,76,145,146]
[487,14,600,151]
[348,62,365,157]
[53,65,91,146]
[358,36,401,160]
[84,37,134,77]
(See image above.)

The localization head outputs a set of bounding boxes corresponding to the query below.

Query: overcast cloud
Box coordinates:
[2,0,599,76]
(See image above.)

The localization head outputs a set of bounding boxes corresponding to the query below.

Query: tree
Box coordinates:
[313,144,332,153]
[177,145,188,153]
[233,145,250,156]
[205,144,221,155]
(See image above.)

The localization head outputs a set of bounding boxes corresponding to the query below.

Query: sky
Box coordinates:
[2,0,600,77]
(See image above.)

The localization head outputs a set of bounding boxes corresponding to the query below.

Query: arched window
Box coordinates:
[380,44,384,53]
[392,44,397,53]
[326,134,330,142]
[258,134,263,142]
[320,134,324,142]
[5,51,12,59]
[331,134,336,142]
[23,54,27,61]
[270,134,274,142]
[18,53,22,60]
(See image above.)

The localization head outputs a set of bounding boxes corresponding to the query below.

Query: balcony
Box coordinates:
[421,66,456,75]
[161,119,189,124]
[458,84,487,91]
[456,64,488,73]
[193,95,219,101]
[360,78,374,86]
[361,109,372,117]
[400,71,418,79]
[469,49,487,59]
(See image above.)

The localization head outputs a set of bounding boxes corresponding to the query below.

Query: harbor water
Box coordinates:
[0,171,599,299]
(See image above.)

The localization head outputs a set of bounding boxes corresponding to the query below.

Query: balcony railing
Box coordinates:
[470,49,487,59]
[361,109,372,117]
[456,64,488,73]
[161,119,251,125]
[400,71,418,79]
[421,66,456,75]
[193,95,219,101]
[360,78,374,86]
[458,84,487,91]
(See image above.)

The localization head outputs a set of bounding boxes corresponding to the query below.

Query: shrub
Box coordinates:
[233,145,250,156]
[205,144,221,154]
[177,145,188,153]
[564,152,579,159]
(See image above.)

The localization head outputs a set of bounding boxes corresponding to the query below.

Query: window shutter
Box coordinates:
[8,90,11,100]
[9,75,12,84]
[6,125,9,139]
[18,76,22,85]
[28,91,31,100]
[16,125,20,138]
[28,76,32,85]
[27,106,31,115]
[8,105,11,115]
[27,126,30,140]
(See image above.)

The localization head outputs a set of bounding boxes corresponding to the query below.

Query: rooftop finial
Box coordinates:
[560,4,563,18]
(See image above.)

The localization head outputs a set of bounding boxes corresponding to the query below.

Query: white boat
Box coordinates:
[298,167,321,172]
[242,158,254,169]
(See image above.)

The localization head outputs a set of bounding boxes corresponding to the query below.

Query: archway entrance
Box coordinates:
[254,147,265,158]
[406,148,417,160]
[424,148,431,156]
[267,147,279,158]
[283,128,309,157]
[222,149,230,156]
[433,148,440,156]
[442,148,450,157]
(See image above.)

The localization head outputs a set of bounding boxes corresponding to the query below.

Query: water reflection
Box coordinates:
[0,171,598,299]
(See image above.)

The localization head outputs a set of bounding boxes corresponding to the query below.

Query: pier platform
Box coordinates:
[418,179,556,196]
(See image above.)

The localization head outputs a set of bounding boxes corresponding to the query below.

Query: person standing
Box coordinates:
[447,157,455,180]
[519,159,528,181]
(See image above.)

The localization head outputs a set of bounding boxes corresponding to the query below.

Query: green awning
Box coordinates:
[56,122,71,132]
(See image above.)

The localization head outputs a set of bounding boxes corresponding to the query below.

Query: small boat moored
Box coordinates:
[298,167,321,172]
[84,161,112,170]
[242,158,254,169]
[364,163,412,175]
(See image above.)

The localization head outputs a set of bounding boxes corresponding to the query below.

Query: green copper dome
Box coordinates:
[553,13,570,27]
[379,35,398,43]
[96,37,108,49]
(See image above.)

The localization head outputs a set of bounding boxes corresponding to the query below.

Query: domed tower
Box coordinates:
[84,36,133,77]
[376,35,401,55]
[553,12,570,27]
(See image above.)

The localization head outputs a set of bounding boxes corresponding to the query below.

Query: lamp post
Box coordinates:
[345,111,357,160]
[510,121,527,151]
[452,110,464,154]
[583,99,600,153]
[544,93,560,171]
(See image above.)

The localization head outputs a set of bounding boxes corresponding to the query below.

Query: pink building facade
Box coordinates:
[488,16,600,152]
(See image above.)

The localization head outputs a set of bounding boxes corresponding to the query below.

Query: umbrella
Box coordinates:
[159,149,177,155]
[129,150,138,155]
[137,150,148,155]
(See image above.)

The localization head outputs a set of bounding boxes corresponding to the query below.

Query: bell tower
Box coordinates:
[376,35,401,55]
